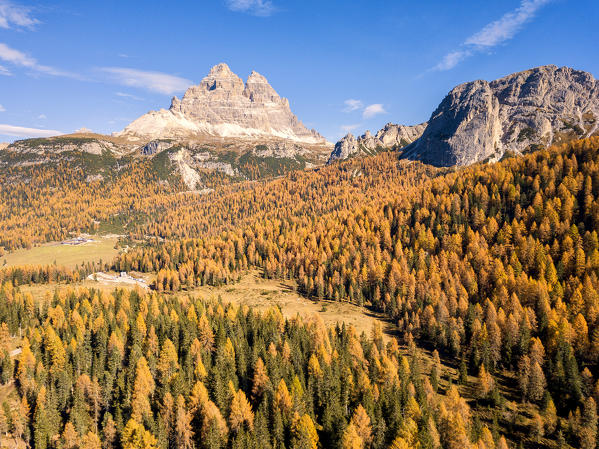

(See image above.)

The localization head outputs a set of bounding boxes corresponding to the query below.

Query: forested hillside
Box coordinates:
[1,138,599,448]
[112,137,599,448]
[0,285,509,449]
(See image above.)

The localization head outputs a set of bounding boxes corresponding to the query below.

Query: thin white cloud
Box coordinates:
[433,50,472,71]
[433,0,551,71]
[0,64,9,75]
[343,99,387,119]
[226,0,275,17]
[101,67,192,95]
[343,99,363,112]
[116,91,144,101]
[0,42,35,66]
[0,42,80,78]
[0,104,5,112]
[340,124,361,133]
[0,123,61,138]
[37,114,46,119]
[362,104,386,119]
[0,1,38,29]
[465,0,551,47]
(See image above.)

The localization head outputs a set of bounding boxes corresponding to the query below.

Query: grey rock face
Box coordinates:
[327,123,426,164]
[403,65,599,166]
[140,140,174,155]
[327,134,359,163]
[373,123,427,149]
[117,63,326,144]
[252,141,312,158]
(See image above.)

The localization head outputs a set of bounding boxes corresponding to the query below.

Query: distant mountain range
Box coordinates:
[327,123,427,164]
[1,64,598,188]
[0,64,333,189]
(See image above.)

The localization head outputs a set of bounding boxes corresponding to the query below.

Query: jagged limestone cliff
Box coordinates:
[328,123,426,163]
[116,63,325,144]
[402,65,599,166]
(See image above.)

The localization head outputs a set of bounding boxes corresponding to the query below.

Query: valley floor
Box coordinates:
[1,235,119,269]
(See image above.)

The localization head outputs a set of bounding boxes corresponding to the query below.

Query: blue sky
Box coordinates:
[0,0,597,142]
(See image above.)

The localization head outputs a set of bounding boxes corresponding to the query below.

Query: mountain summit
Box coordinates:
[115,63,325,144]
[328,65,599,167]
[402,65,599,166]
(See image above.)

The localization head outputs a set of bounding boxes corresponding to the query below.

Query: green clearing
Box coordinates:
[2,236,119,269]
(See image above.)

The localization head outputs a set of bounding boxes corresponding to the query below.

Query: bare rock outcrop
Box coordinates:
[140,140,174,155]
[402,65,599,166]
[328,123,426,164]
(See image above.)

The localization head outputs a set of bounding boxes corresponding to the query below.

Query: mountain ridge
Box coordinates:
[327,122,427,164]
[4,64,598,187]
[329,65,599,167]
[1,64,333,189]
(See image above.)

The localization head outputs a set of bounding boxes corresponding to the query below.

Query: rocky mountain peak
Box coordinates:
[247,70,268,83]
[327,134,358,164]
[178,63,245,104]
[402,65,599,166]
[210,62,234,75]
[117,64,327,144]
[244,70,280,103]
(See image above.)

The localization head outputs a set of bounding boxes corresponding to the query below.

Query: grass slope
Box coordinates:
[2,236,119,269]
